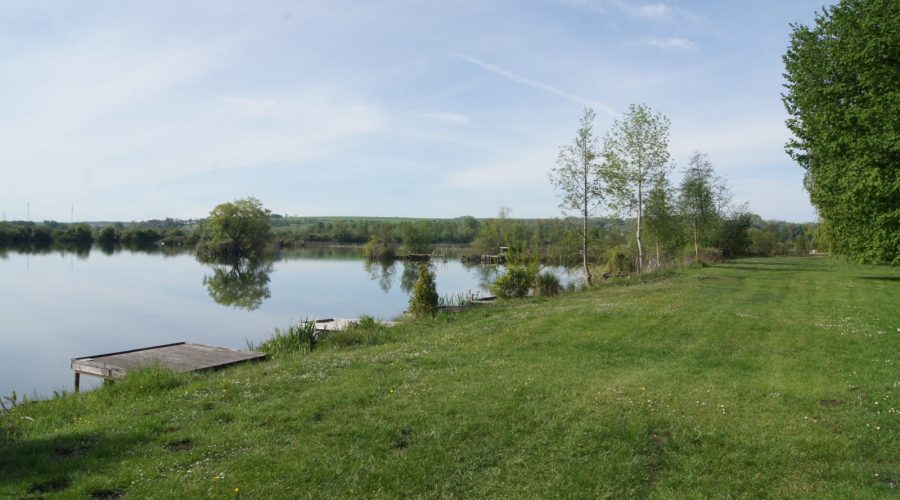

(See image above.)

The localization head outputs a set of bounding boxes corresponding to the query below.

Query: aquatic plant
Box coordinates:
[251,320,318,355]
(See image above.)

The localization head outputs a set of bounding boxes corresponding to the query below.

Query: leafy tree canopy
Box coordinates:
[206,197,272,258]
[550,107,605,286]
[602,103,672,271]
[783,0,899,263]
[679,151,728,259]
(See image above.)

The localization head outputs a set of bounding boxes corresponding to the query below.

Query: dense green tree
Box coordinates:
[644,177,681,266]
[363,234,397,260]
[408,263,438,318]
[783,0,899,263]
[602,104,673,272]
[717,212,753,258]
[96,227,118,246]
[550,107,605,287]
[53,223,93,247]
[400,221,433,254]
[119,227,163,250]
[205,197,272,257]
[749,227,780,256]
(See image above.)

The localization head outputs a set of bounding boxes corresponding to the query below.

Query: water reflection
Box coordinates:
[463,260,503,291]
[400,261,424,293]
[201,258,273,310]
[97,241,117,255]
[363,260,432,294]
[364,259,398,293]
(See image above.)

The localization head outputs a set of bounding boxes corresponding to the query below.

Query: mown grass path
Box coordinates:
[1,257,897,497]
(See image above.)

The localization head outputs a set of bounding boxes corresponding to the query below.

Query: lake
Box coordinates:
[0,247,577,399]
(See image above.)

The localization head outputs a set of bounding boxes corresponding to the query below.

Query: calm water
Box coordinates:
[0,247,576,399]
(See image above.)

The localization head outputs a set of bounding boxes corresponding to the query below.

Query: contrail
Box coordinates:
[453,52,618,117]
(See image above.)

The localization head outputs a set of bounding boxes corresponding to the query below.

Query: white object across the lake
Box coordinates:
[303,318,397,332]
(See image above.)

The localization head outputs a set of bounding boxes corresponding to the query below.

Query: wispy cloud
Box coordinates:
[609,0,672,19]
[558,0,700,24]
[0,24,385,218]
[638,36,697,51]
[415,111,471,125]
[453,52,617,117]
[559,0,672,20]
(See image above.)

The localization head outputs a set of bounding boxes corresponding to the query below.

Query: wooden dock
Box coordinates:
[71,342,266,391]
[481,254,505,265]
[402,249,448,262]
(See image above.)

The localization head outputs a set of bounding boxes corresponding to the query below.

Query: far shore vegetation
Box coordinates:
[0,210,827,267]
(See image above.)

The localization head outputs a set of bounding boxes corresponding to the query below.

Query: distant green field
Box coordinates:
[2,257,897,497]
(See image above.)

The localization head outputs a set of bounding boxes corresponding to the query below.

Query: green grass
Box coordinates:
[1,257,898,497]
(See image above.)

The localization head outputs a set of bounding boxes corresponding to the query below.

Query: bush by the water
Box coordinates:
[408,264,438,318]
[603,244,633,275]
[363,235,396,260]
[491,265,537,299]
[252,321,318,355]
[533,271,561,296]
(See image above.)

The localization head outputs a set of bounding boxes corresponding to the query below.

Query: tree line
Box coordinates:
[549,104,759,285]
[0,213,820,261]
[782,0,898,264]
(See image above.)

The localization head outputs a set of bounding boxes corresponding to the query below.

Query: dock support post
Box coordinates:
[74,372,80,393]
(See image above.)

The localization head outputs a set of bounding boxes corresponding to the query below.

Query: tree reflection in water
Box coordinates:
[461,259,502,291]
[201,257,273,310]
[364,259,398,293]
[400,261,424,294]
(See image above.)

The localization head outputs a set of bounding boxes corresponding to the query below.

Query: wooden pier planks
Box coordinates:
[71,342,266,391]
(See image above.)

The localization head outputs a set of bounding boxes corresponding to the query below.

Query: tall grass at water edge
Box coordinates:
[248,320,318,355]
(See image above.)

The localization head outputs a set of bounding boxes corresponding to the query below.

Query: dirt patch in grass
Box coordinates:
[391,428,414,450]
[28,477,70,494]
[90,488,125,499]
[165,438,194,451]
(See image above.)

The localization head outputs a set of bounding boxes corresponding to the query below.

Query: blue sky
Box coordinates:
[1,0,830,222]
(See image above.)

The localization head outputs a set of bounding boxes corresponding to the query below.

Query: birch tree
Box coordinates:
[549,107,604,287]
[602,104,671,272]
[678,151,725,259]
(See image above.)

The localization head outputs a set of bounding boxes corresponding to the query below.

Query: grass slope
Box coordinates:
[1,258,897,498]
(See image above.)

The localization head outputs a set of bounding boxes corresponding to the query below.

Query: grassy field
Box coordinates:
[1,257,897,498]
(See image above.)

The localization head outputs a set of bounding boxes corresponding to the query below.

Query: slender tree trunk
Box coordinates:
[655,239,660,270]
[583,184,593,288]
[693,221,699,259]
[636,181,644,273]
